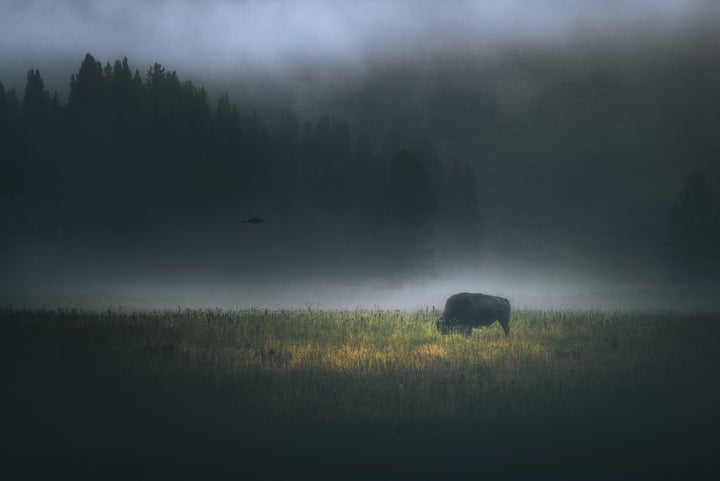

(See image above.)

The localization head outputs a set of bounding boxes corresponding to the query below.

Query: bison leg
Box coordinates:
[436,318,449,335]
[499,318,510,337]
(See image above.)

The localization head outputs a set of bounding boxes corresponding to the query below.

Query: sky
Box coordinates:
[1,0,716,89]
[2,1,720,310]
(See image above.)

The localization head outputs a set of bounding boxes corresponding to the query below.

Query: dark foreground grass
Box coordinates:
[2,307,719,480]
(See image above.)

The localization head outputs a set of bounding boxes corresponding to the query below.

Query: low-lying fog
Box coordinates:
[4,263,718,312]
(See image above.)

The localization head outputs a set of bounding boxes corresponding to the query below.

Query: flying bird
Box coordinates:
[242,217,265,224]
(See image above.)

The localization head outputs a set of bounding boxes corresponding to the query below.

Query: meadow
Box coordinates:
[2,307,719,480]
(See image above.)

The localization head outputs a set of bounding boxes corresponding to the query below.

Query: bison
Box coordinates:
[436,293,511,337]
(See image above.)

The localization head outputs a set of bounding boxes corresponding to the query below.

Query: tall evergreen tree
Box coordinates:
[213,92,242,193]
[50,91,61,123]
[67,52,111,168]
[68,53,107,116]
[20,69,51,130]
[0,82,9,155]
[270,110,302,214]
[667,171,720,283]
[380,150,437,273]
[2,87,21,171]
[349,133,381,215]
[0,81,7,128]
[414,135,445,195]
[108,57,134,122]
[0,81,10,216]
[4,88,20,127]
[442,158,483,252]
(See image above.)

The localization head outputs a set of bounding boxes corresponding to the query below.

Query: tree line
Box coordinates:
[1,53,717,282]
[0,53,483,273]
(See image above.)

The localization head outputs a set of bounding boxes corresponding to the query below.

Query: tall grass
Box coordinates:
[3,306,718,479]
[4,307,715,426]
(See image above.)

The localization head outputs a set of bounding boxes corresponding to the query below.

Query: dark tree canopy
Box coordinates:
[442,158,482,251]
[20,69,50,131]
[0,54,449,275]
[1,51,715,281]
[0,81,8,140]
[667,171,720,282]
[379,150,437,273]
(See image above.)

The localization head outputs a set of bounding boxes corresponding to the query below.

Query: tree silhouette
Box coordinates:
[212,92,243,195]
[380,150,437,273]
[413,136,445,195]
[0,81,11,223]
[4,87,19,127]
[0,53,456,277]
[442,158,482,252]
[0,81,8,147]
[20,69,51,131]
[0,86,20,199]
[667,171,720,283]
[68,53,107,122]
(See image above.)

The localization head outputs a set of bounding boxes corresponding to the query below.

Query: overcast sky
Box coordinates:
[1,0,715,86]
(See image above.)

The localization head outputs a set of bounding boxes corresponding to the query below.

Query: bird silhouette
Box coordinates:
[242,217,265,224]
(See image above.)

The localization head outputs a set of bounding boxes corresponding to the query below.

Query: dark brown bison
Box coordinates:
[436,293,511,336]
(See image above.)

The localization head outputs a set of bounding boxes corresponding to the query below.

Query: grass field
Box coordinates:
[2,307,719,480]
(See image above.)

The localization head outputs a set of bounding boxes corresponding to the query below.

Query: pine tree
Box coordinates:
[68,53,107,116]
[20,69,51,130]
[667,171,720,283]
[0,81,6,128]
[3,89,20,140]
[380,150,437,273]
[443,158,482,252]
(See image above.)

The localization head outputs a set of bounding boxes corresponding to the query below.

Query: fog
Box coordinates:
[0,266,685,311]
[1,1,704,63]
[1,1,717,90]
[2,1,720,311]
[6,268,720,312]
[4,235,719,311]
